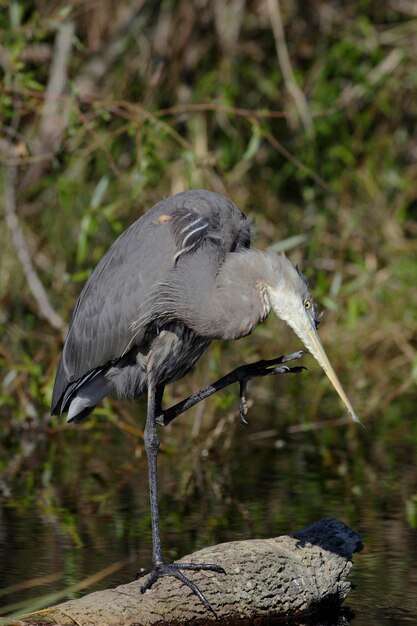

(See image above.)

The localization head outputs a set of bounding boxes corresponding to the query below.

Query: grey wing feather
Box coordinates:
[170,206,218,263]
[52,218,170,413]
[51,190,251,415]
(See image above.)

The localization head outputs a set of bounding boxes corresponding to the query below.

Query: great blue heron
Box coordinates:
[51,189,358,614]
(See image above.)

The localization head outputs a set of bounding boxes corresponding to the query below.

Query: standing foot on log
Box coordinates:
[136,561,225,616]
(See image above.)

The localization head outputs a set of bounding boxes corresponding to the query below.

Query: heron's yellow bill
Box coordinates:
[307,325,360,424]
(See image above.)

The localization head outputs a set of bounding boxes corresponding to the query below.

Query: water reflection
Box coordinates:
[1,403,417,625]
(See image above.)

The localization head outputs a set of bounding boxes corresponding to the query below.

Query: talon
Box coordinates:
[240,411,249,426]
[240,395,249,423]
[175,561,226,574]
[135,567,150,580]
[272,365,290,374]
[280,350,304,363]
[239,380,249,425]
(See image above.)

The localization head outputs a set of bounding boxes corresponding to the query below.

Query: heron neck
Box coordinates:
[195,248,275,340]
[156,248,284,341]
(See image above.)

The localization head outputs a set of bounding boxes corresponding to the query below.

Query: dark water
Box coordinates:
[1,400,417,624]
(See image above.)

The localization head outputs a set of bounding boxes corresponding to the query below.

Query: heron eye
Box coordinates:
[304,299,312,310]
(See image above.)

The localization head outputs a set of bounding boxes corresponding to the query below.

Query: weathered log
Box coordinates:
[22,518,361,626]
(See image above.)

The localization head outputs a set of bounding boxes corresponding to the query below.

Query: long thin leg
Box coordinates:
[143,379,164,565]
[156,350,306,427]
[139,377,225,615]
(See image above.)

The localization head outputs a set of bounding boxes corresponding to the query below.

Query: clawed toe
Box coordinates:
[135,566,150,579]
[239,380,249,425]
[138,560,225,616]
[272,364,307,374]
[177,561,226,574]
[235,352,306,425]
[281,350,304,363]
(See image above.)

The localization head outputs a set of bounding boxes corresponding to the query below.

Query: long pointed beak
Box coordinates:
[306,321,360,424]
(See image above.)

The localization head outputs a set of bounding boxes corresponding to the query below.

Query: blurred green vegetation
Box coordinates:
[1,0,417,620]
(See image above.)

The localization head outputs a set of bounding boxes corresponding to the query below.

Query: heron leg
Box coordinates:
[143,380,164,565]
[140,379,225,615]
[157,350,306,427]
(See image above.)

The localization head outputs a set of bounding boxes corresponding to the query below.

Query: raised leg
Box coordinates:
[138,378,225,615]
[156,350,306,427]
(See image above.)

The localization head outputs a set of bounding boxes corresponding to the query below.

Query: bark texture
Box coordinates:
[22,517,361,626]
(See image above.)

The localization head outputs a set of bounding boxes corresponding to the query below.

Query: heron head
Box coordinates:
[265,251,359,423]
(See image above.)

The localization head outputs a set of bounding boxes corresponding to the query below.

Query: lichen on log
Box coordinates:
[21,517,361,626]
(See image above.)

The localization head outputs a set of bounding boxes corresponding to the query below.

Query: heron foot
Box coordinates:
[236,350,306,380]
[237,351,307,425]
[136,561,225,616]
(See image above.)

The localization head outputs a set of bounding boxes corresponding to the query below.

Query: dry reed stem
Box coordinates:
[4,163,65,332]
[266,0,315,136]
